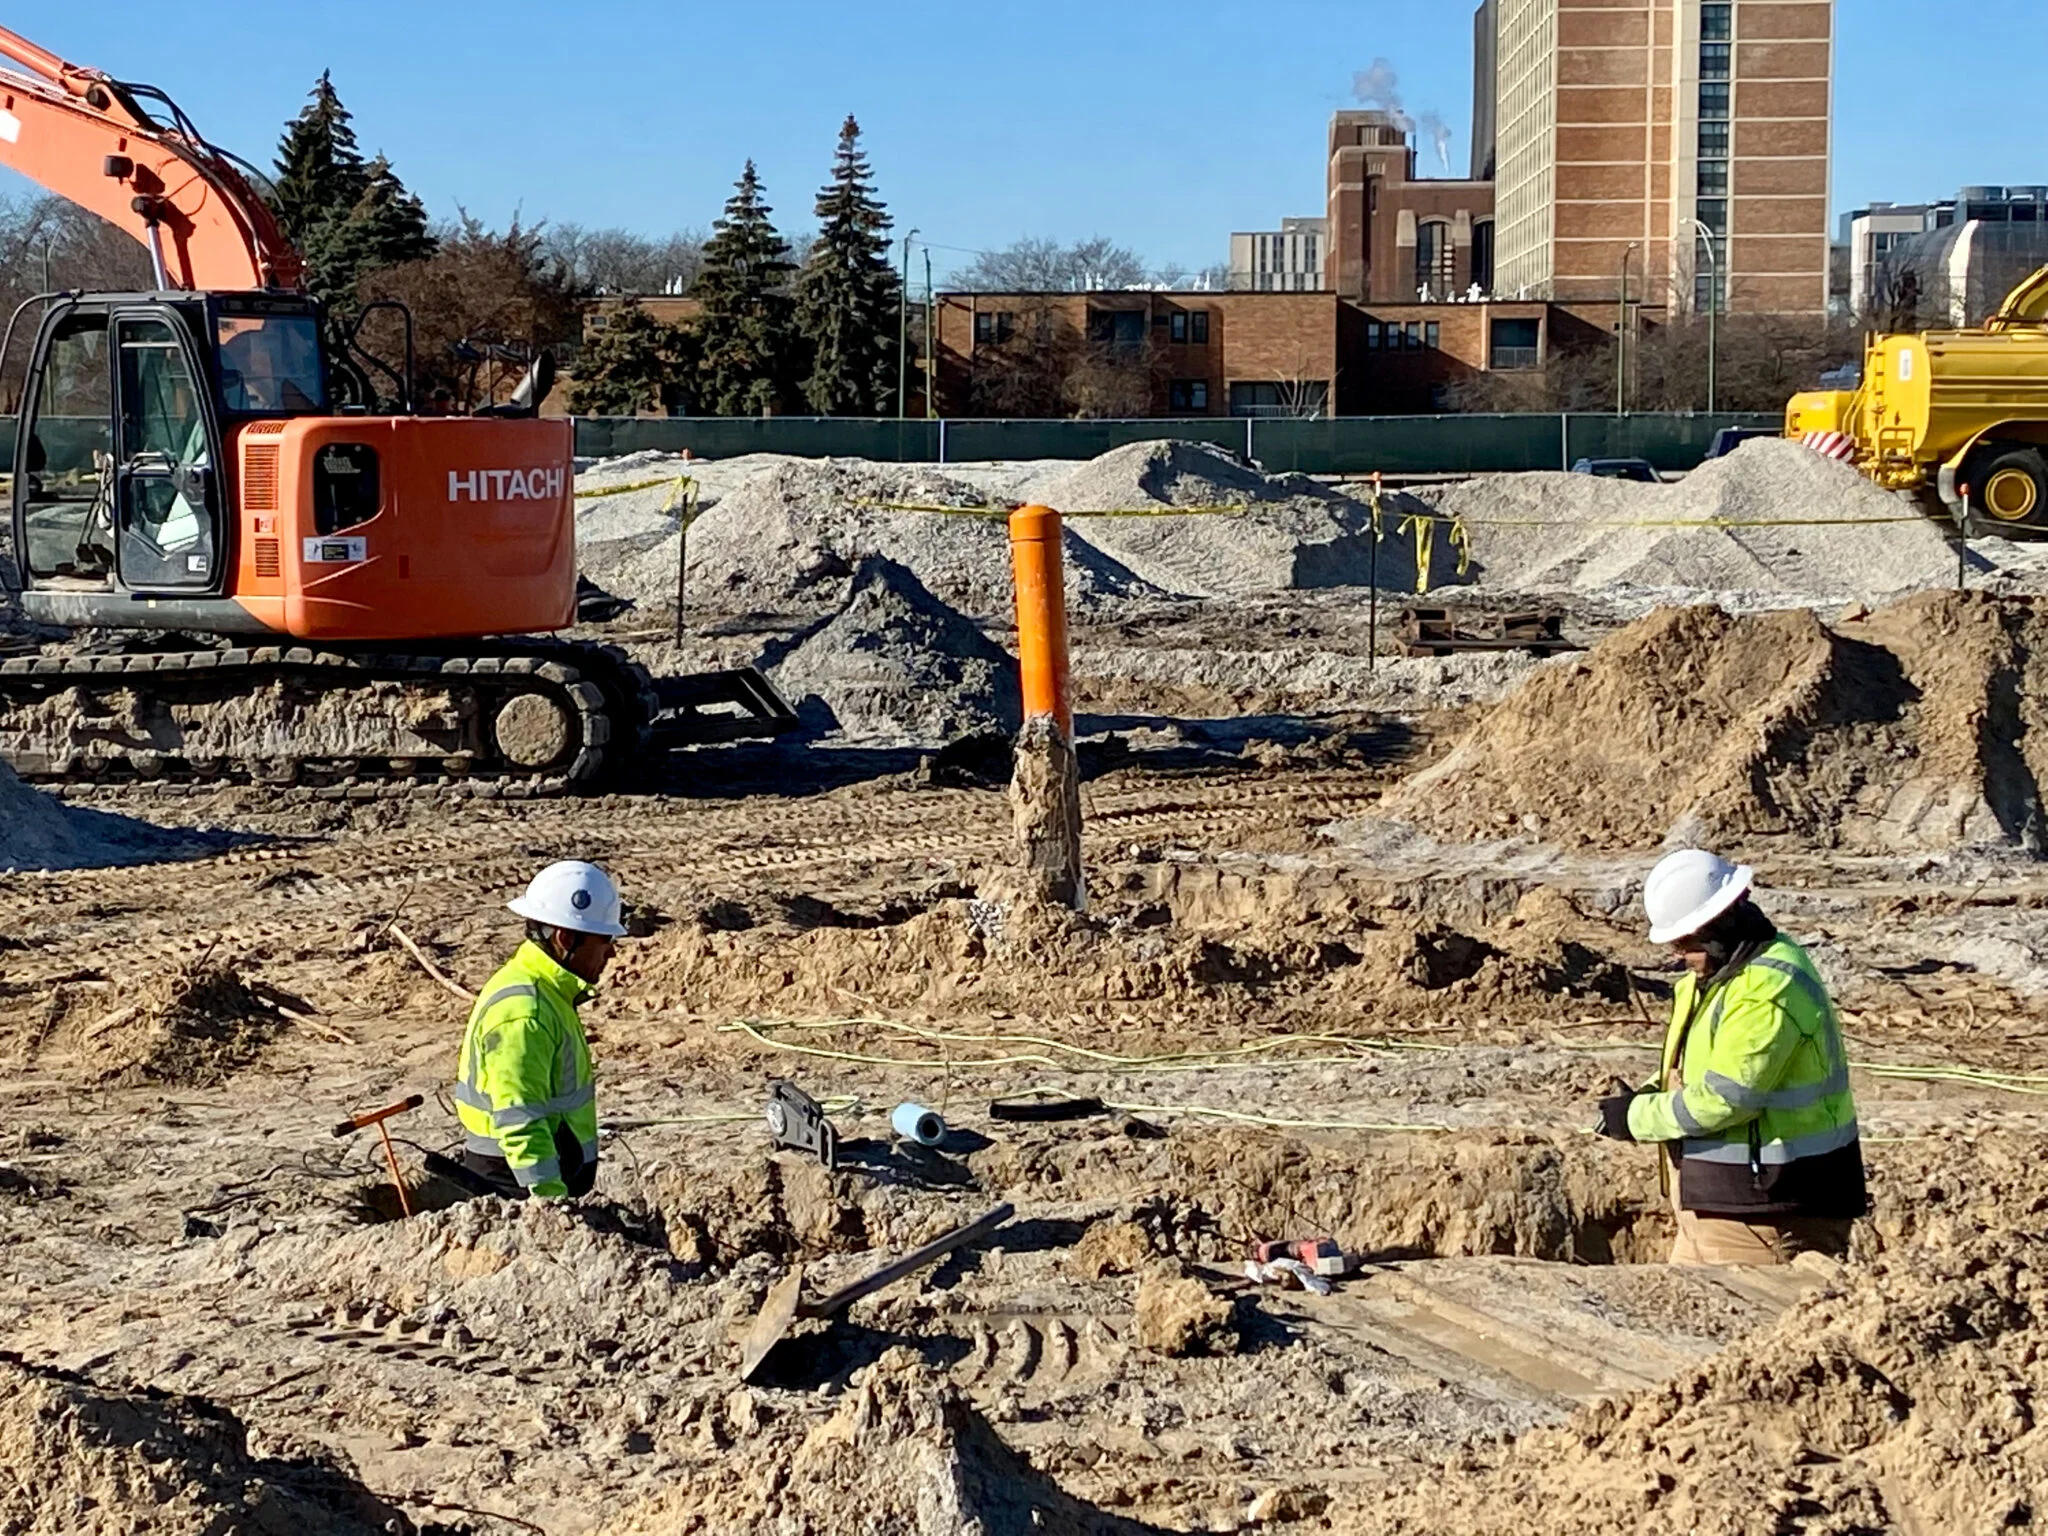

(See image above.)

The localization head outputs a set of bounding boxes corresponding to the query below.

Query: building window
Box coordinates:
[974,312,993,345]
[1425,322,1441,350]
[1699,121,1731,157]
[1416,221,1455,298]
[1405,321,1423,350]
[1696,198,1729,236]
[1699,81,1730,119]
[1700,42,1731,79]
[996,312,1015,343]
[1701,2,1732,40]
[1170,312,1188,343]
[1169,380,1209,411]
[1366,322,1383,349]
[1489,317,1541,371]
[1471,220,1495,294]
[1190,312,1209,344]
[1698,160,1729,196]
[1694,271,1728,313]
[1087,309,1146,357]
[1229,380,1329,418]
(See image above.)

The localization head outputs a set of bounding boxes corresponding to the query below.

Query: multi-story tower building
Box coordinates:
[1487,0,1832,314]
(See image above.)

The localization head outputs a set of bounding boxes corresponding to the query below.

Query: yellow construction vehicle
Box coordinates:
[1786,264,2048,531]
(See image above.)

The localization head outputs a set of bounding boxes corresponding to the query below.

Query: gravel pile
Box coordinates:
[577,454,1159,617]
[760,556,1023,743]
[1427,438,1974,605]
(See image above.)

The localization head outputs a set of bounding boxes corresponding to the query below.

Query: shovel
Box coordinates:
[738,1202,1014,1382]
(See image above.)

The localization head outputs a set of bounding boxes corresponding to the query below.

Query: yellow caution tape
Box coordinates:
[575,475,686,501]
[854,499,1254,520]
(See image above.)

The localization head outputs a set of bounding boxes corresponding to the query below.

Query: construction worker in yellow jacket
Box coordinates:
[454,861,625,1200]
[1595,850,1866,1266]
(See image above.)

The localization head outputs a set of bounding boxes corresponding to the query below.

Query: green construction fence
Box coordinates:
[0,412,1783,478]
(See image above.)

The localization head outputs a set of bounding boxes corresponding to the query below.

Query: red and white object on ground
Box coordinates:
[1252,1237,1353,1278]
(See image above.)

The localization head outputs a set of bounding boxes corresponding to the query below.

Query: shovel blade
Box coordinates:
[738,1265,807,1383]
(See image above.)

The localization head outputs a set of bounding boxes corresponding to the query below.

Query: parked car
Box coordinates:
[1704,427,1778,460]
[1569,457,1662,483]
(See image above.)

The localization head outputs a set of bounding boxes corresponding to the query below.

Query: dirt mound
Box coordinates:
[761,556,1023,742]
[0,1353,414,1535]
[1021,439,1310,511]
[1346,1224,2048,1535]
[578,455,1157,617]
[597,1351,1155,1535]
[1433,437,1970,604]
[1382,590,2048,854]
[67,962,286,1085]
[0,759,75,869]
[618,870,1643,1034]
[209,1197,703,1363]
[1023,441,1437,597]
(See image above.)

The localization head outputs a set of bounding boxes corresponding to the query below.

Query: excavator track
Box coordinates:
[0,639,664,799]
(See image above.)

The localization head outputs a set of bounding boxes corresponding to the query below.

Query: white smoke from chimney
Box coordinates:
[1351,58,1415,135]
[1418,110,1455,175]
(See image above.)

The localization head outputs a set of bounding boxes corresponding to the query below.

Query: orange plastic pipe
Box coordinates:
[1008,504,1072,737]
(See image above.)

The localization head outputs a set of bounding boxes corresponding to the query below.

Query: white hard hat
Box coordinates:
[1644,849,1754,944]
[509,860,627,938]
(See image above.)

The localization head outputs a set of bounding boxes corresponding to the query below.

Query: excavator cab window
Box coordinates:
[215,310,325,414]
[111,312,220,592]
[18,311,116,584]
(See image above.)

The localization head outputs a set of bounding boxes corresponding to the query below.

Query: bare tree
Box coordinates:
[543,223,708,296]
[0,195,152,408]
[951,236,1150,292]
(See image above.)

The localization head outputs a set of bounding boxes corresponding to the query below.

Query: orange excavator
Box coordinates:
[0,26,790,794]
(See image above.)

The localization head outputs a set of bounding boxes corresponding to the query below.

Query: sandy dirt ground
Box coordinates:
[7,443,2048,1532]
[5,708,2048,1531]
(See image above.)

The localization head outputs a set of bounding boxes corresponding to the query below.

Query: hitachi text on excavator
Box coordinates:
[0,26,792,795]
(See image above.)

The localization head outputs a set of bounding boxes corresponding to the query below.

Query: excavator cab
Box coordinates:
[12,291,326,606]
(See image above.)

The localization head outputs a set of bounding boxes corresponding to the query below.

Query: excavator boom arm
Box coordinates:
[1984,262,2048,334]
[0,24,301,290]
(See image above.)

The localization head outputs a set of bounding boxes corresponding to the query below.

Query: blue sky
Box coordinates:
[4,0,2040,277]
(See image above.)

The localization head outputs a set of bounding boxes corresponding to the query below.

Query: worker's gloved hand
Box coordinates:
[1595,1093,1639,1142]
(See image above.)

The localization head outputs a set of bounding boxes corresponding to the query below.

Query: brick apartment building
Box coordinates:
[933,289,1567,417]
[1326,111,1497,304]
[1488,0,1833,315]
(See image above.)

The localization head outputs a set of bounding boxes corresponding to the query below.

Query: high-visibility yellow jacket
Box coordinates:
[454,941,597,1200]
[1627,936,1866,1219]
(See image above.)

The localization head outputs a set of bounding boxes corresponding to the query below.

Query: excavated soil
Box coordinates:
[1381,589,2048,854]
[1342,1203,2048,1534]
[0,1353,420,1535]
[53,960,289,1087]
[595,1354,1164,1535]
[14,432,2048,1533]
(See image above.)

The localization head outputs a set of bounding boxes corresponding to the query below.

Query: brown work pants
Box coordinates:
[1669,1208,1853,1266]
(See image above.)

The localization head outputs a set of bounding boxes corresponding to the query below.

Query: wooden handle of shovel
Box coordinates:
[802,1203,1015,1320]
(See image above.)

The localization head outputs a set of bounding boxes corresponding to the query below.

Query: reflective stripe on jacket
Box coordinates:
[454,941,597,1200]
[1627,935,1867,1219]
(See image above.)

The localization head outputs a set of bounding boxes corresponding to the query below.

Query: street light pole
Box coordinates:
[1689,217,1719,415]
[923,247,935,420]
[897,228,920,420]
[1617,241,1639,415]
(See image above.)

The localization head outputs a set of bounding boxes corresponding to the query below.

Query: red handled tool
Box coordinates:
[332,1094,425,1217]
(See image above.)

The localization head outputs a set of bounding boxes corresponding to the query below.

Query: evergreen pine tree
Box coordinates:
[271,72,368,248]
[315,155,436,292]
[794,116,900,416]
[690,162,799,416]
[566,302,700,416]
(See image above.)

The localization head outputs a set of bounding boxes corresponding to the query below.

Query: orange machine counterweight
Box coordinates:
[1007,505,1072,737]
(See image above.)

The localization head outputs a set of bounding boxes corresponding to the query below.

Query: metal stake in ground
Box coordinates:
[333,1094,425,1217]
[1008,504,1082,909]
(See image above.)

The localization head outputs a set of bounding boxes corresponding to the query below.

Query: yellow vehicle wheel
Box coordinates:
[1973,449,2048,528]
